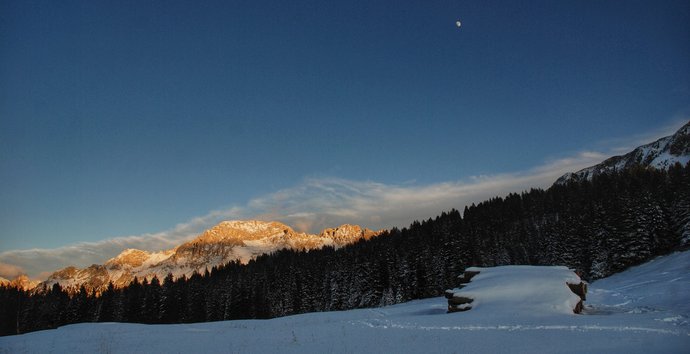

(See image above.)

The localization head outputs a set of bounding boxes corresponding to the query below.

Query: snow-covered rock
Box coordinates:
[319,224,380,246]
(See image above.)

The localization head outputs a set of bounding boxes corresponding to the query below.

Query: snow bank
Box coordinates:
[449,265,583,315]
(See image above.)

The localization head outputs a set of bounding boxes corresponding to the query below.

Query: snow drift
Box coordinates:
[446,265,584,315]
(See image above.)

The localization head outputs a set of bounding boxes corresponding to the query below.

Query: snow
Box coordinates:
[219,220,279,234]
[2,252,689,353]
[449,265,583,316]
[141,250,174,267]
[585,251,690,321]
[651,151,690,169]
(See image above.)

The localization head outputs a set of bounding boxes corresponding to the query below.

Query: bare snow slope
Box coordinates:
[2,251,688,354]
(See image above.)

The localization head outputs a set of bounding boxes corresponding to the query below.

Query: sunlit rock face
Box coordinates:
[1,274,40,291]
[38,220,384,294]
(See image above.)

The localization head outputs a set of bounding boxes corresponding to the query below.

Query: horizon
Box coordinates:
[1,0,689,279]
[1,119,687,281]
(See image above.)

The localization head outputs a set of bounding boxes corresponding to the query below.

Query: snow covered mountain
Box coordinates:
[556,120,690,184]
[0,274,40,291]
[39,220,383,293]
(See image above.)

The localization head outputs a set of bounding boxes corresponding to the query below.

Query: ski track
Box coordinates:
[353,319,688,336]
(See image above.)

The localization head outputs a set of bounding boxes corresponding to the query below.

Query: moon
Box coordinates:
[455,20,462,28]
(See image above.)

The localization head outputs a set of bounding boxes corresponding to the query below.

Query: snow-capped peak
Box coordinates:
[556,121,690,184]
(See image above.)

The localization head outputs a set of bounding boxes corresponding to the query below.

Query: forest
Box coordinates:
[1,162,688,336]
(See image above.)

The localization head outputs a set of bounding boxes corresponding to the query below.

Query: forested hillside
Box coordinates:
[2,162,688,336]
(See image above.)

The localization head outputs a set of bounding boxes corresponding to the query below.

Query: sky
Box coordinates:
[1,0,689,279]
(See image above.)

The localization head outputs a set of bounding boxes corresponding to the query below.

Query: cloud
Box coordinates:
[0,262,25,279]
[1,120,685,280]
[0,207,246,280]
[604,117,688,154]
[250,150,609,234]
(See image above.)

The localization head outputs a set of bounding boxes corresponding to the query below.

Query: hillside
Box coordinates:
[556,121,690,184]
[2,250,688,353]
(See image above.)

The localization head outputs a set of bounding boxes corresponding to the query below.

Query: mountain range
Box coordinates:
[35,221,382,293]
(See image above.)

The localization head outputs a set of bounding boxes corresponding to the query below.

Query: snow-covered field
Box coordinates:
[2,251,689,353]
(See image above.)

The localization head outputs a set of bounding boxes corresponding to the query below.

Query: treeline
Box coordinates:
[2,163,689,336]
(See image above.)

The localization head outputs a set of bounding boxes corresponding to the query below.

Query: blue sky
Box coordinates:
[1,0,689,278]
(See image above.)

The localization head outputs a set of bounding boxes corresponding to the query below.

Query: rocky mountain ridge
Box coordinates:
[0,274,40,291]
[556,121,690,184]
[35,221,383,293]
